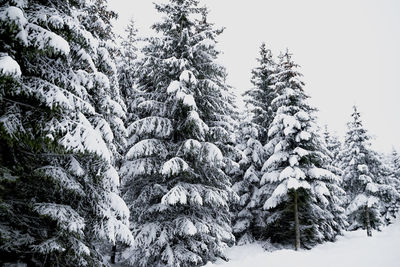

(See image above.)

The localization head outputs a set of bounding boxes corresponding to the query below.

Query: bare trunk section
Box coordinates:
[111,244,117,264]
[365,206,372,237]
[294,190,300,250]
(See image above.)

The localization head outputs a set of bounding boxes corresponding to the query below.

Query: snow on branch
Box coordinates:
[346,194,379,214]
[185,111,209,141]
[0,54,21,78]
[175,217,197,236]
[200,142,223,165]
[61,112,111,162]
[128,116,172,140]
[204,189,228,207]
[28,24,70,55]
[126,139,167,160]
[263,182,288,209]
[260,170,281,185]
[308,167,338,182]
[179,139,202,156]
[31,238,65,254]
[179,70,197,85]
[120,158,159,179]
[35,166,84,196]
[287,177,311,190]
[161,185,188,205]
[33,203,85,234]
[161,157,190,178]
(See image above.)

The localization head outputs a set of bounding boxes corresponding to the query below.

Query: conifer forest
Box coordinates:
[0,0,399,266]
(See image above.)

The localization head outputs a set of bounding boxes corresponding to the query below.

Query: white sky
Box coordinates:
[109,0,400,153]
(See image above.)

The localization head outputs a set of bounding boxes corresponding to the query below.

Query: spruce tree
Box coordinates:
[117,18,138,106]
[390,149,400,179]
[0,1,132,265]
[243,43,277,144]
[386,149,400,222]
[340,106,399,235]
[230,43,278,245]
[323,125,342,167]
[261,51,346,250]
[376,152,400,224]
[121,1,236,266]
[323,125,344,183]
[231,113,267,245]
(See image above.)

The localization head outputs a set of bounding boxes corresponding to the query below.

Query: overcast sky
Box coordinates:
[109,0,400,153]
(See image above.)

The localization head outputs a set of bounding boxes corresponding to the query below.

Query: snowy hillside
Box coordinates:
[207,221,400,267]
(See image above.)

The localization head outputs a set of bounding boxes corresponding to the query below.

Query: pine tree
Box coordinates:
[120,1,236,266]
[243,43,277,144]
[390,148,400,179]
[117,18,138,107]
[375,152,400,224]
[0,1,132,265]
[323,126,342,166]
[193,10,240,193]
[231,113,267,245]
[323,125,344,179]
[229,44,278,245]
[261,51,346,250]
[340,106,399,235]
[385,149,400,222]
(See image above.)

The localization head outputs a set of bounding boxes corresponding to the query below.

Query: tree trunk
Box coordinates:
[365,206,372,237]
[111,244,117,264]
[294,190,300,250]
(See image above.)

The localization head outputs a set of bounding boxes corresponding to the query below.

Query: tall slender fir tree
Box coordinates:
[340,106,399,235]
[121,1,236,266]
[243,43,277,144]
[323,125,342,168]
[231,113,267,245]
[117,18,138,106]
[260,51,346,249]
[230,43,278,245]
[390,149,400,179]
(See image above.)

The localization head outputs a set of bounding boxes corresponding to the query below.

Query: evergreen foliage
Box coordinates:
[231,114,267,245]
[230,44,278,245]
[340,106,399,235]
[0,0,132,265]
[385,149,400,222]
[323,125,342,168]
[117,18,138,110]
[260,51,346,249]
[243,43,277,144]
[390,149,400,179]
[0,0,399,265]
[121,0,236,266]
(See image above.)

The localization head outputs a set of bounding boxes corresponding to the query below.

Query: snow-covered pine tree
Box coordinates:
[120,1,236,266]
[385,149,400,222]
[260,51,346,250]
[229,44,279,245]
[231,113,267,245]
[340,106,399,235]
[322,125,345,186]
[194,10,241,201]
[322,125,349,228]
[0,0,132,265]
[323,125,342,167]
[374,152,400,224]
[390,148,400,179]
[243,43,277,144]
[117,18,138,109]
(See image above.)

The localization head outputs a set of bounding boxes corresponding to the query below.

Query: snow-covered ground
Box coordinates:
[207,221,400,267]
